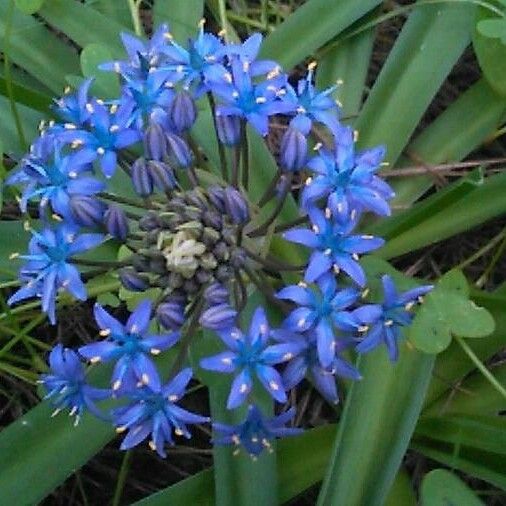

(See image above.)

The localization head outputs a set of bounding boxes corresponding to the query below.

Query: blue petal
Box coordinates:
[127,300,152,335]
[227,368,252,409]
[256,364,287,403]
[200,351,237,373]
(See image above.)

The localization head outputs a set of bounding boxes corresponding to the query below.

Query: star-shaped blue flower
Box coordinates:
[79,301,180,393]
[8,224,103,324]
[275,329,360,404]
[7,140,104,220]
[200,307,304,408]
[113,367,209,457]
[58,99,140,177]
[212,58,292,136]
[41,344,110,424]
[282,64,340,135]
[213,404,302,457]
[284,207,384,286]
[354,275,433,361]
[277,276,359,369]
[302,125,393,220]
[52,78,94,126]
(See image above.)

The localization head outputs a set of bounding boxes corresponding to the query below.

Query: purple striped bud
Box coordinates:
[156,299,186,330]
[119,268,149,292]
[147,160,176,192]
[131,158,153,197]
[280,127,307,171]
[224,186,249,224]
[139,212,160,231]
[104,204,129,241]
[166,132,193,168]
[199,303,237,330]
[216,115,241,146]
[144,122,167,161]
[70,195,104,227]
[167,90,197,133]
[204,283,229,305]
[207,185,226,212]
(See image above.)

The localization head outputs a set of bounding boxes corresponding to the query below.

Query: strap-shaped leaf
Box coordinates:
[0,0,80,92]
[260,0,382,69]
[153,0,204,41]
[355,2,475,165]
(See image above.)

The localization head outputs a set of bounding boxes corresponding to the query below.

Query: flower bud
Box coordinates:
[119,268,149,292]
[144,122,167,161]
[204,282,229,305]
[104,204,129,241]
[70,195,104,227]
[280,127,307,171]
[166,132,193,168]
[216,115,241,146]
[207,185,226,212]
[224,186,249,224]
[131,158,153,197]
[199,303,237,330]
[202,210,223,230]
[131,254,150,272]
[139,212,160,231]
[156,299,186,330]
[167,90,197,133]
[147,160,176,192]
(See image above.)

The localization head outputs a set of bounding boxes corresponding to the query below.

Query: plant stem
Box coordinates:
[71,259,127,268]
[112,451,131,506]
[258,170,282,208]
[3,0,27,150]
[98,192,149,209]
[240,121,249,191]
[217,0,229,40]
[207,92,229,181]
[127,0,144,37]
[455,335,506,401]
[242,244,305,272]
[248,173,293,237]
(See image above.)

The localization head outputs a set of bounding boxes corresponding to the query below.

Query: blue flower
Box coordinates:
[79,301,180,393]
[7,140,104,219]
[354,275,433,361]
[282,63,340,135]
[58,100,140,177]
[213,404,302,457]
[223,33,280,77]
[161,21,227,93]
[212,58,292,136]
[41,344,110,424]
[52,78,94,126]
[277,276,359,369]
[302,125,393,220]
[284,207,384,286]
[8,224,103,324]
[200,307,304,408]
[120,70,174,129]
[276,329,360,404]
[100,24,172,79]
[113,367,209,457]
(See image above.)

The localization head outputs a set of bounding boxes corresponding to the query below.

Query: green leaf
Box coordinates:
[260,0,382,69]
[0,0,80,93]
[416,414,506,456]
[412,440,506,491]
[473,7,506,96]
[392,79,506,207]
[133,425,336,505]
[316,19,376,120]
[385,468,416,506]
[409,270,495,354]
[0,402,113,505]
[420,469,485,506]
[317,347,434,506]
[477,17,506,43]
[80,43,120,99]
[153,0,204,41]
[14,0,44,14]
[39,0,127,55]
[355,2,475,166]
[425,291,506,408]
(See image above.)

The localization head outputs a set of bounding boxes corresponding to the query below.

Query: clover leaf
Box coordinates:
[408,270,495,354]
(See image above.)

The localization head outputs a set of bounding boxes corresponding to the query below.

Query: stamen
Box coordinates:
[109,124,119,133]
[90,356,101,364]
[149,440,157,451]
[384,319,394,327]
[9,252,19,260]
[283,352,293,361]
[99,328,111,337]
[116,426,127,433]
[96,147,105,155]
[141,373,150,384]
[64,123,76,130]
[239,383,249,393]
[110,104,118,114]
[353,130,359,142]
[151,348,161,355]
[112,380,122,391]
[313,142,322,151]
[307,61,317,71]
[68,171,77,178]
[168,394,178,402]
[255,96,267,104]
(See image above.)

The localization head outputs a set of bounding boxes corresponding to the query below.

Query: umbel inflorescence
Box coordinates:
[7,22,432,458]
